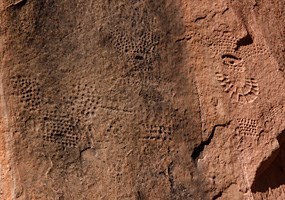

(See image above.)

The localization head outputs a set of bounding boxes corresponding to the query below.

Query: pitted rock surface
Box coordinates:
[1,0,285,199]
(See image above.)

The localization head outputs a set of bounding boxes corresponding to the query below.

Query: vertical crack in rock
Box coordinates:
[212,191,223,200]
[191,123,228,160]
[167,161,174,192]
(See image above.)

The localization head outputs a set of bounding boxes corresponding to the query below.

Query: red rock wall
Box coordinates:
[1,0,285,199]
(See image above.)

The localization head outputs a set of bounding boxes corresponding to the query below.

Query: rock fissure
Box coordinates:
[191,123,228,160]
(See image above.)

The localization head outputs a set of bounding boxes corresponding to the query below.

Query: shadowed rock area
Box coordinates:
[1,0,285,199]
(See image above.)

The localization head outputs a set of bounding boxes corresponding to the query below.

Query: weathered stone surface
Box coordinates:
[1,0,285,199]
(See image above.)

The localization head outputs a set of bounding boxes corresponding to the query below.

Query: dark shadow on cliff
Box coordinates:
[251,131,285,193]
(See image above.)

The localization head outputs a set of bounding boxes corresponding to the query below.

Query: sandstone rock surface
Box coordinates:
[1,0,285,199]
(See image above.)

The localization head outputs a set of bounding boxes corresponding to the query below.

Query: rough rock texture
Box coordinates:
[0,0,285,199]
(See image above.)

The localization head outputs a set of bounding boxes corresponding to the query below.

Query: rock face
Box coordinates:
[1,0,285,199]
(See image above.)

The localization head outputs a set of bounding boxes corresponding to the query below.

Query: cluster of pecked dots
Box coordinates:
[42,111,80,147]
[109,28,136,56]
[237,118,258,137]
[142,123,173,141]
[210,34,238,56]
[11,75,42,111]
[69,84,100,120]
[237,43,270,60]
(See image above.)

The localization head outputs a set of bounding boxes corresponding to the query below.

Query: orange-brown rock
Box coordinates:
[1,0,285,199]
